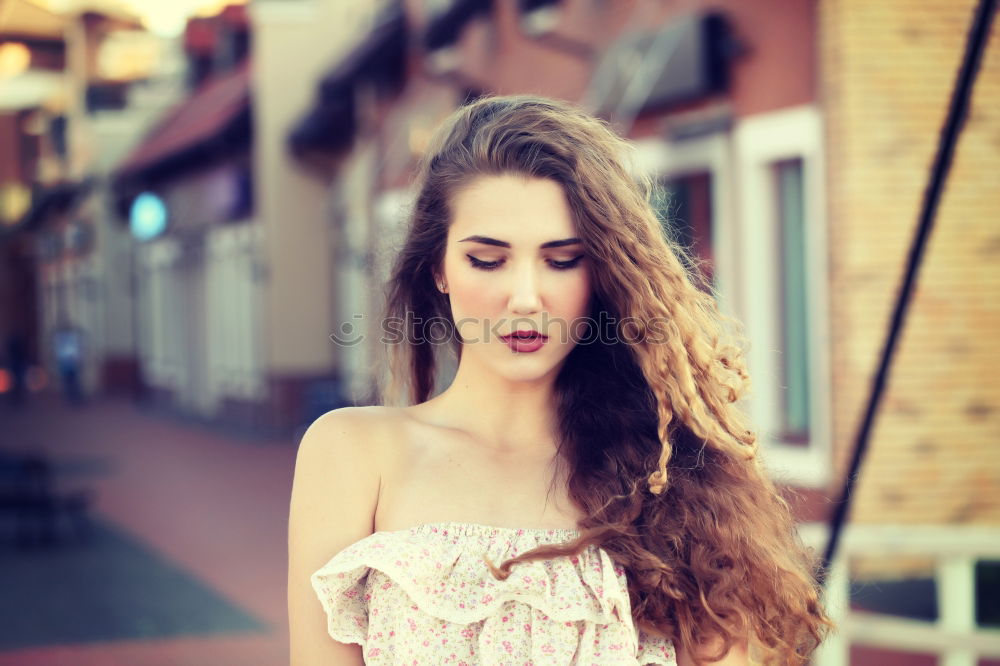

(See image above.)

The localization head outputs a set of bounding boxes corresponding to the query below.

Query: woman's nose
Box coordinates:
[507,263,542,315]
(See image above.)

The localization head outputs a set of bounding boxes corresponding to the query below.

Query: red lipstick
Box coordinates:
[500,331,547,353]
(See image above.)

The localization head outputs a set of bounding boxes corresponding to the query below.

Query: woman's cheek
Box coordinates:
[555,274,591,315]
[451,281,494,316]
[448,287,495,343]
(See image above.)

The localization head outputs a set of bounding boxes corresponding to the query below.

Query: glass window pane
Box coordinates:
[655,171,714,288]
[773,158,810,444]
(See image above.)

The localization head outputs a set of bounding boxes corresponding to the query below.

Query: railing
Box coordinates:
[797,523,1000,666]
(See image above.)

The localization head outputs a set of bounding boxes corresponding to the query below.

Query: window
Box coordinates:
[772,158,810,445]
[656,171,715,288]
[733,105,830,487]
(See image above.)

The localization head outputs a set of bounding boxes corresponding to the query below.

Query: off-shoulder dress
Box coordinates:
[311,521,678,665]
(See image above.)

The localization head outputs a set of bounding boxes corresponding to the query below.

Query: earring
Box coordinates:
[438,281,448,293]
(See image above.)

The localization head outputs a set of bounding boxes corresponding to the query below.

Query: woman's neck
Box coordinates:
[415,363,562,454]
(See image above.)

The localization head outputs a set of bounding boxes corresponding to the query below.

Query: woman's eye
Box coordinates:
[549,255,585,270]
[466,255,585,271]
[467,255,502,271]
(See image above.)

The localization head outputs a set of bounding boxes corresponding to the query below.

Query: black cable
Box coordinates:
[818,0,997,587]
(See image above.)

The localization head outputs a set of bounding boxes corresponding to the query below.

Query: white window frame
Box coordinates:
[733,105,832,487]
[632,131,738,321]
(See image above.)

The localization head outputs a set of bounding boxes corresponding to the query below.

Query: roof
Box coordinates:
[116,59,251,179]
[0,0,66,40]
[289,2,406,161]
[185,5,249,56]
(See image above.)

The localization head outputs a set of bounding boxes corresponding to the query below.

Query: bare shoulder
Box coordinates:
[288,405,410,564]
[296,405,401,465]
[289,405,395,546]
[299,404,403,443]
[288,405,405,665]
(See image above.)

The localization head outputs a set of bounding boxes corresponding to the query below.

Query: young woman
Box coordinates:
[288,95,834,665]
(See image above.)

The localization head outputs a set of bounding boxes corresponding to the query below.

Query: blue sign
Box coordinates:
[129,192,168,241]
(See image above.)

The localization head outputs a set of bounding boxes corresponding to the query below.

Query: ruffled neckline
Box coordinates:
[311,517,622,625]
[372,520,583,540]
[310,518,678,665]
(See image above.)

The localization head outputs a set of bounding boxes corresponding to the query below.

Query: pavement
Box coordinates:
[0,391,297,665]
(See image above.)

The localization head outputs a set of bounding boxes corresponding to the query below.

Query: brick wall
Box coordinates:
[820,0,1000,576]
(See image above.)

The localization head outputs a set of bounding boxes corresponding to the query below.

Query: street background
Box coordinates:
[0,393,291,665]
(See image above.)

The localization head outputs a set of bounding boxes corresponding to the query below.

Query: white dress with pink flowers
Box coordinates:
[311,521,677,665]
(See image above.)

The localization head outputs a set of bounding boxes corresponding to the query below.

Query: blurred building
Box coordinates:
[0,0,173,400]
[282,0,416,409]
[248,0,394,432]
[817,7,1000,661]
[0,0,68,397]
[87,1,393,433]
[822,0,1000,544]
[110,5,259,422]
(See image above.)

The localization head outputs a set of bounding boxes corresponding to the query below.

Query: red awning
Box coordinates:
[116,59,251,178]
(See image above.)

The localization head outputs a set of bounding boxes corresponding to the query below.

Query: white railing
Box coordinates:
[797,523,1000,666]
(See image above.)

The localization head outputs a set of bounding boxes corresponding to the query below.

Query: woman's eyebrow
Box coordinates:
[458,235,582,249]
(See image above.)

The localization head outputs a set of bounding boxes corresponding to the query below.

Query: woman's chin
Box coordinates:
[493,358,566,384]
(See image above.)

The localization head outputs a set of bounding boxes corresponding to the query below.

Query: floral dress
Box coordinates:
[311,522,678,665]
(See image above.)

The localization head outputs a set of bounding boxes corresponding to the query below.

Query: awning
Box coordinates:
[114,59,252,183]
[288,3,406,161]
[518,0,561,11]
[321,2,407,92]
[423,0,492,52]
[288,93,355,158]
[589,12,734,116]
[0,0,66,41]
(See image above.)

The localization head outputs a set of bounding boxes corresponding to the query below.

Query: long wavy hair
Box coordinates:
[376,94,835,665]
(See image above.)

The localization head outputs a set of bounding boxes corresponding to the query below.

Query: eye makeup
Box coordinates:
[466,255,585,271]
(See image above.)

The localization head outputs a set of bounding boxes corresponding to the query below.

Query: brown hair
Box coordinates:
[377,94,835,665]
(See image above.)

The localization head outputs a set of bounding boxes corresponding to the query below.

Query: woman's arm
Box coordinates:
[676,633,752,666]
[288,408,383,666]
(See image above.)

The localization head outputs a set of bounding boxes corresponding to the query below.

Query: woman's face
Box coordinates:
[439,173,592,383]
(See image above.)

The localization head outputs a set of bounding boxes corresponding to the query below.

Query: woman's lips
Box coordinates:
[500,332,547,353]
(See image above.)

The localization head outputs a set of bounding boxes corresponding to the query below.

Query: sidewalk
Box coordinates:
[0,392,298,665]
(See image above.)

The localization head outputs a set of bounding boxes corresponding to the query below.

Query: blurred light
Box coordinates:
[194,0,246,18]
[130,191,168,241]
[0,43,30,78]
[0,369,10,394]
[98,30,163,80]
[26,366,48,392]
[111,0,248,37]
[0,183,31,226]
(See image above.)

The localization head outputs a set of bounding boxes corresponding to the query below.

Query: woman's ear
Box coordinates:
[434,271,448,294]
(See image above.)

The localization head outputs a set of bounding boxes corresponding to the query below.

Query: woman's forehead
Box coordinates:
[448,175,577,241]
